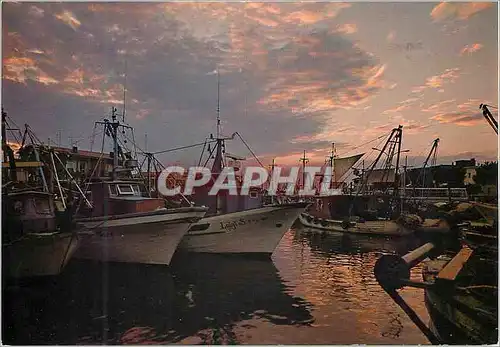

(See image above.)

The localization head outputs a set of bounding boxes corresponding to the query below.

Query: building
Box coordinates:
[463,166,477,186]
[21,144,114,183]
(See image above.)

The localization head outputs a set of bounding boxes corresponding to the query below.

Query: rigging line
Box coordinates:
[198,139,208,166]
[152,140,218,155]
[337,133,388,158]
[334,141,382,186]
[203,143,218,168]
[235,132,266,168]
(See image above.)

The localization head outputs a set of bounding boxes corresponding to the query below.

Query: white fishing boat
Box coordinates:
[72,109,208,265]
[179,202,308,255]
[174,71,308,255]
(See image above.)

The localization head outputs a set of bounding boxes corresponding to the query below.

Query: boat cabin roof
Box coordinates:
[88,179,144,185]
[7,190,53,198]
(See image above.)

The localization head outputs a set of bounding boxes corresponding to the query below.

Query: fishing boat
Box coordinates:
[175,71,308,256]
[71,108,208,265]
[179,202,308,255]
[2,110,79,279]
[2,190,80,279]
[299,126,417,236]
[374,201,498,344]
[298,213,414,236]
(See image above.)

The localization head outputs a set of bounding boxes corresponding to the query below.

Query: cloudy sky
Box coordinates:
[2,2,498,169]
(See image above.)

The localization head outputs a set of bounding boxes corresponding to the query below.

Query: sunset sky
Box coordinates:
[2,2,498,170]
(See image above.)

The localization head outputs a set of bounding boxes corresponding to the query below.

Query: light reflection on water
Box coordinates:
[3,226,430,345]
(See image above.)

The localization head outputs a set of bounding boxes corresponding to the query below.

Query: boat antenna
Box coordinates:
[328,142,336,188]
[299,150,309,191]
[216,67,221,140]
[122,59,128,123]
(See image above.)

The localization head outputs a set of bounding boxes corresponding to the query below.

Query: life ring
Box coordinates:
[341,220,350,230]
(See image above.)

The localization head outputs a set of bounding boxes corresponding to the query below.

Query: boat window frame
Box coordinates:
[33,197,53,215]
[131,184,141,195]
[11,199,26,216]
[116,184,135,196]
[108,184,118,197]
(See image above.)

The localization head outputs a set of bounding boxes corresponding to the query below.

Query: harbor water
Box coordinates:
[3,225,431,345]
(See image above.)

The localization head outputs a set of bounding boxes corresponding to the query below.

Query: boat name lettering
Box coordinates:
[219,218,262,231]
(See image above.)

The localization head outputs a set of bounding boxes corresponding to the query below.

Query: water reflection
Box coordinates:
[3,227,432,345]
[168,252,314,344]
[270,226,430,345]
[3,253,314,345]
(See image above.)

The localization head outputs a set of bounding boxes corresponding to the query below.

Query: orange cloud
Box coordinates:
[427,99,493,127]
[54,10,81,30]
[3,56,58,85]
[412,68,461,94]
[460,43,483,55]
[335,23,358,35]
[430,2,493,21]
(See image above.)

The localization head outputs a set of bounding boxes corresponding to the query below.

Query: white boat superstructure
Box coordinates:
[179,202,308,255]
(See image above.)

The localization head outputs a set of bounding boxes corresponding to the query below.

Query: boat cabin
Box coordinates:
[2,191,57,242]
[190,180,264,216]
[80,180,166,217]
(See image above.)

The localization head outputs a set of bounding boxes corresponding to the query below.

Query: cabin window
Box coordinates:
[117,184,134,195]
[79,161,87,172]
[109,184,118,196]
[66,161,77,172]
[249,191,258,198]
[33,198,52,214]
[12,200,25,215]
[131,185,141,195]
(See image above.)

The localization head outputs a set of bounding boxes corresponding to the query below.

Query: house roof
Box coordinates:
[50,146,112,160]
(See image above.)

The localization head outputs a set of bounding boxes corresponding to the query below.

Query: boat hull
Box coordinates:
[3,232,79,279]
[298,212,413,236]
[423,258,498,344]
[74,208,207,265]
[178,202,308,255]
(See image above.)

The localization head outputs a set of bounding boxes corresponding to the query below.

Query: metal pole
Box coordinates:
[53,152,92,208]
[50,151,66,210]
[33,146,49,192]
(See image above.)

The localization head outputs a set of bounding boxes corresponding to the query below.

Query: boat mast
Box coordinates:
[214,68,223,214]
[421,138,439,190]
[2,109,7,164]
[327,142,336,189]
[349,125,402,217]
[269,158,276,204]
[111,107,120,180]
[299,150,309,191]
[479,104,498,134]
[392,125,403,205]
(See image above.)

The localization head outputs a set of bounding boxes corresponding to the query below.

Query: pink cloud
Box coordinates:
[430,2,493,22]
[412,68,461,94]
[460,43,484,56]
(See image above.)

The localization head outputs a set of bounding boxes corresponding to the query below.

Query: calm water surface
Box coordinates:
[3,225,431,345]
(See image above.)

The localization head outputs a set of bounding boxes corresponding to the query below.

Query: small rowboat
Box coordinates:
[298,212,414,237]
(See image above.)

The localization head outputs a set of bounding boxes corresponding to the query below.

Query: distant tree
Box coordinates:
[474,161,498,186]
